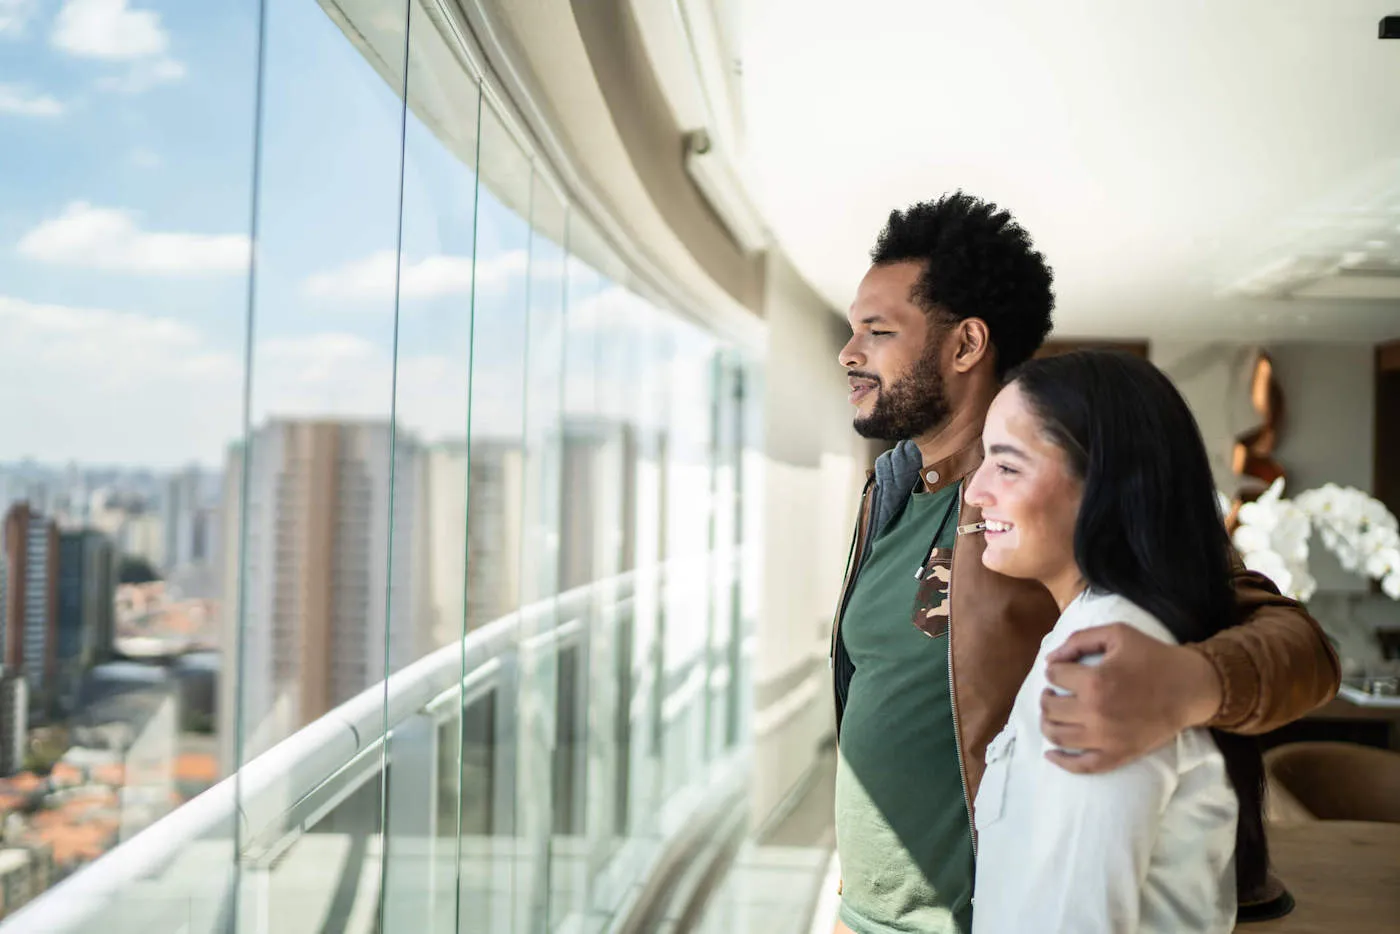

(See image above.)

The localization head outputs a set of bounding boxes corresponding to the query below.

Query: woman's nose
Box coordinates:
[965,462,992,507]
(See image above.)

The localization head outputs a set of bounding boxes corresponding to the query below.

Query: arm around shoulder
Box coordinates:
[1195,558,1341,735]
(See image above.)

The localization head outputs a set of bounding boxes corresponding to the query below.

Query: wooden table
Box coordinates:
[1263,695,1400,752]
[1248,821,1400,932]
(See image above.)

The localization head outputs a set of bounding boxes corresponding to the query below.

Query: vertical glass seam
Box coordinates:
[231,0,271,926]
[454,77,486,934]
[376,2,416,929]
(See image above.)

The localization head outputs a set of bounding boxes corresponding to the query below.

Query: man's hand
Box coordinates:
[1040,623,1224,774]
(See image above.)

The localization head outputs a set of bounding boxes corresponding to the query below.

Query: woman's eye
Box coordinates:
[870,330,893,337]
[996,463,1019,476]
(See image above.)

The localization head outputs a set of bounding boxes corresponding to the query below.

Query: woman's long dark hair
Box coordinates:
[1008,349,1269,896]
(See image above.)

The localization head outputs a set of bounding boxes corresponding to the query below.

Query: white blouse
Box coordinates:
[971,590,1239,934]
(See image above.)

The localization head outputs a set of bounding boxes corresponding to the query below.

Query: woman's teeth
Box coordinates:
[985,519,1013,533]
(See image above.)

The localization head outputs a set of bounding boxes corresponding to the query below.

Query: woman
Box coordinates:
[965,350,1267,934]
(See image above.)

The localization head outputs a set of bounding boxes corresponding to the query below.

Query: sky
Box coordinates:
[0,0,716,471]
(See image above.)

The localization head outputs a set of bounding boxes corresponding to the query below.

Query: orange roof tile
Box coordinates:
[24,821,112,865]
[174,754,218,784]
[4,774,44,793]
[50,764,82,786]
[92,764,125,786]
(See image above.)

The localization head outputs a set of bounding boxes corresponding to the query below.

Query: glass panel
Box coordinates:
[659,317,716,797]
[378,3,482,931]
[0,0,259,926]
[514,174,567,933]
[737,360,766,750]
[0,0,764,930]
[553,231,605,927]
[578,266,649,921]
[625,298,667,848]
[459,103,532,934]
[707,354,741,757]
[234,0,409,929]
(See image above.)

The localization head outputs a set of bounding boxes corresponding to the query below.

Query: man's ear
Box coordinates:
[951,317,992,374]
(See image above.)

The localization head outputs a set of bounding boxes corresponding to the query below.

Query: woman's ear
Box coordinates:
[952,317,992,374]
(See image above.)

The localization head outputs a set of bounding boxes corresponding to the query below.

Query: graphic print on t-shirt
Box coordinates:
[913,547,953,638]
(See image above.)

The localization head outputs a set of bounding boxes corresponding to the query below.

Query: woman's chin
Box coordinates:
[980,546,1024,580]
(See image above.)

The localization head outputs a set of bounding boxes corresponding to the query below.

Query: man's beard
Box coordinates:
[853,335,951,441]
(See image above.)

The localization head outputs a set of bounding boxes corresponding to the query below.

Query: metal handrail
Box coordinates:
[1,572,637,931]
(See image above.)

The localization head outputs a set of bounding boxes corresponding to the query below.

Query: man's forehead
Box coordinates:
[849,266,923,323]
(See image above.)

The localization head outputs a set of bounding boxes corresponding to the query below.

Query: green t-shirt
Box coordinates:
[835,484,975,934]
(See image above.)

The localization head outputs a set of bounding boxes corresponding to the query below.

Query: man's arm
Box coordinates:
[1199,558,1341,733]
[1039,559,1340,773]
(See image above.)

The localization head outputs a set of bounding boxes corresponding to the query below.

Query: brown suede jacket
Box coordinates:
[830,438,1342,826]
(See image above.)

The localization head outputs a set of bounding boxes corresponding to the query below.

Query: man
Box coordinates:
[831,192,1339,934]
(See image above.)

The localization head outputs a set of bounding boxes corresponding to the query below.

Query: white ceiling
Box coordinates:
[737,0,1400,341]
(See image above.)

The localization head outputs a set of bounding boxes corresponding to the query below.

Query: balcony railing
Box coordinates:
[3,562,750,933]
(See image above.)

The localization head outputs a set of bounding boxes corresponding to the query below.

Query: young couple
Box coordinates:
[831,194,1340,933]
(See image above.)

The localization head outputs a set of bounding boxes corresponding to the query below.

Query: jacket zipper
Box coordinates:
[947,485,976,855]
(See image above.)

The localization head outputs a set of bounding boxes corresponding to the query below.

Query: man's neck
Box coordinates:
[912,400,991,469]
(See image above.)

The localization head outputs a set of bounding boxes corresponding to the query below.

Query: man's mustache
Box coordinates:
[847,370,881,386]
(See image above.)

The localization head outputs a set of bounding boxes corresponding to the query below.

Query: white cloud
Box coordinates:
[303,249,530,302]
[0,282,690,468]
[97,56,185,94]
[251,333,476,441]
[52,0,184,92]
[0,294,243,466]
[53,0,166,58]
[0,0,36,37]
[0,297,485,464]
[18,202,251,275]
[0,84,63,117]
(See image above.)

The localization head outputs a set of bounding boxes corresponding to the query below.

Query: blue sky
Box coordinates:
[0,0,691,470]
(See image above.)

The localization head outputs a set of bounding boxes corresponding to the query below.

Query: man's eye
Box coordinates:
[870,330,894,337]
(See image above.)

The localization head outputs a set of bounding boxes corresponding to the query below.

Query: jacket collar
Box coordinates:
[916,436,984,493]
[867,436,985,540]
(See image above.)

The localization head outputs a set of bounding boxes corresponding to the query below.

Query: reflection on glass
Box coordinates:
[378,4,482,929]
[234,0,408,928]
[0,1,763,931]
[660,319,717,800]
[0,0,259,924]
[458,103,533,934]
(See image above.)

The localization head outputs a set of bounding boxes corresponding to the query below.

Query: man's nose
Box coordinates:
[838,338,863,369]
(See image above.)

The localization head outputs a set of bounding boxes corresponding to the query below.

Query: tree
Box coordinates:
[117,555,161,585]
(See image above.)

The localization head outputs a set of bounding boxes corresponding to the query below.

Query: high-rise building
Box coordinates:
[55,530,117,713]
[1,504,58,713]
[559,418,634,591]
[0,843,53,920]
[118,513,165,574]
[162,466,212,574]
[420,444,467,655]
[0,670,28,776]
[217,420,426,771]
[462,439,524,629]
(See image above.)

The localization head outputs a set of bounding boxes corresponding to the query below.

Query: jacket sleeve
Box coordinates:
[1191,556,1341,735]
